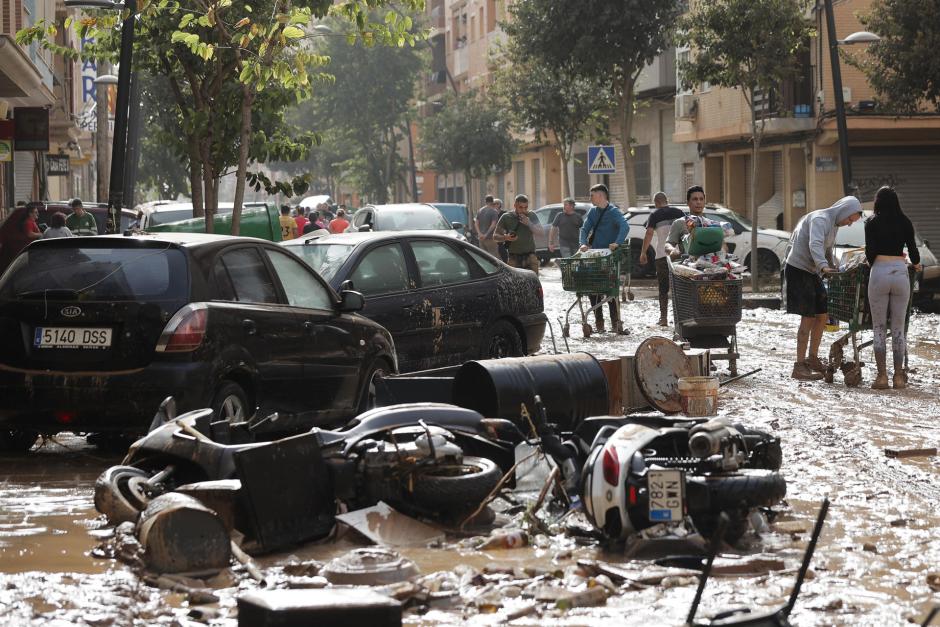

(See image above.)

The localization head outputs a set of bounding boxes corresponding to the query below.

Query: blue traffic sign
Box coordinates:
[588,145,616,174]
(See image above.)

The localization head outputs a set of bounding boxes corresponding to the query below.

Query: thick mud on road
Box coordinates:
[0,265,937,625]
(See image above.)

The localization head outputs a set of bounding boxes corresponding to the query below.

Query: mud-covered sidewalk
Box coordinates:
[1,265,938,626]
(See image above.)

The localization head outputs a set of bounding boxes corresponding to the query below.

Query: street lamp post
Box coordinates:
[66,0,136,232]
[822,0,880,197]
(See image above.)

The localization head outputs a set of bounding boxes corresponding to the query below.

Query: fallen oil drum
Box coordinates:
[452,353,608,429]
[136,492,231,574]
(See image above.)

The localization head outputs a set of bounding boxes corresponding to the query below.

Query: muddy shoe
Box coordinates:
[657,317,668,327]
[805,355,827,373]
[791,362,824,381]
[595,318,605,333]
[893,372,908,389]
[871,373,890,389]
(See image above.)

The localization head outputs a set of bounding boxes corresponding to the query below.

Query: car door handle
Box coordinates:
[242,319,257,336]
[303,321,315,334]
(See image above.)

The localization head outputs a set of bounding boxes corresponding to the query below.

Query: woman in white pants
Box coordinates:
[864,186,921,389]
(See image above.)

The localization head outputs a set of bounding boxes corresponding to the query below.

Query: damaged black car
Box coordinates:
[0,233,396,448]
[282,231,547,372]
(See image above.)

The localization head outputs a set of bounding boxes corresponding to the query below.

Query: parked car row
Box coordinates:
[0,220,546,447]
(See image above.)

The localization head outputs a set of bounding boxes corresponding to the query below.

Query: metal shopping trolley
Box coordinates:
[824,263,915,386]
[558,248,631,337]
[668,256,743,376]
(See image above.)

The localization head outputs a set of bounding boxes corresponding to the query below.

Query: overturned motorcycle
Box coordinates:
[95,399,510,550]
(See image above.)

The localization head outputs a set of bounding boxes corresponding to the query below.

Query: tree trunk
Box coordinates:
[616,78,638,208]
[465,170,473,211]
[232,85,254,237]
[558,143,572,198]
[188,136,204,218]
[749,115,762,292]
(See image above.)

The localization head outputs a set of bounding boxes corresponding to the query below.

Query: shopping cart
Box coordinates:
[668,256,743,376]
[824,263,915,386]
[558,248,631,337]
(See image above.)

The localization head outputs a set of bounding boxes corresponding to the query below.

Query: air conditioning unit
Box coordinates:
[676,93,698,120]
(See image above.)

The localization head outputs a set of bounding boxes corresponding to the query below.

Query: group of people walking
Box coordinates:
[279,203,350,240]
[471,180,922,390]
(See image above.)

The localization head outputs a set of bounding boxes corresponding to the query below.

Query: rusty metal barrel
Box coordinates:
[137,492,231,574]
[452,353,608,430]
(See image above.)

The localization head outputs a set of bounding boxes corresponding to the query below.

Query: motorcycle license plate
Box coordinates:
[648,469,684,522]
[34,327,112,349]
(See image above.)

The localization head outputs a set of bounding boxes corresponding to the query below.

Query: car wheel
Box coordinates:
[358,358,392,414]
[0,430,38,454]
[747,250,781,284]
[480,320,523,360]
[211,381,249,424]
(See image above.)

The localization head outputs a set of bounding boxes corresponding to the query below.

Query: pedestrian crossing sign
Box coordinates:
[588,145,616,174]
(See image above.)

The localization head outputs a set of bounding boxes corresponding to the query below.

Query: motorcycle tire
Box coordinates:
[409,456,501,515]
[690,469,787,544]
[94,465,152,525]
[737,427,783,471]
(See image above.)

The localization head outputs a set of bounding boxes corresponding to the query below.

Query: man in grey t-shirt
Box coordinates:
[549,198,583,258]
[475,195,501,256]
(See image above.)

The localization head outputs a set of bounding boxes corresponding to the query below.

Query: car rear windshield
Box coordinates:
[290,243,355,282]
[0,245,189,303]
[378,209,451,231]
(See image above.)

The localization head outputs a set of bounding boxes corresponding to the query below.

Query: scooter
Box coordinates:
[578,415,786,544]
[94,398,515,526]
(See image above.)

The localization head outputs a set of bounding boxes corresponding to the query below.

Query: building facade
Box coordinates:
[1,0,93,215]
[674,0,940,247]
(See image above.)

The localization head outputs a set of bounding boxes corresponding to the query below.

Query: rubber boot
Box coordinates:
[871,352,889,390]
[893,360,908,389]
[658,294,669,326]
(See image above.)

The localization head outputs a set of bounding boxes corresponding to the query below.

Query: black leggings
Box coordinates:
[588,294,619,321]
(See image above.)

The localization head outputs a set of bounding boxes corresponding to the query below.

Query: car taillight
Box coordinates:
[602,447,620,485]
[156,304,208,352]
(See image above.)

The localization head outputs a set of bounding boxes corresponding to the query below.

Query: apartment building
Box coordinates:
[674,0,940,247]
[1,0,92,212]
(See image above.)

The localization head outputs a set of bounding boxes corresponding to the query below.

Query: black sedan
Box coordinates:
[0,233,396,449]
[281,232,547,373]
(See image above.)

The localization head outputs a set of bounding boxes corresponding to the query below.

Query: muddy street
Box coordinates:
[1,266,938,626]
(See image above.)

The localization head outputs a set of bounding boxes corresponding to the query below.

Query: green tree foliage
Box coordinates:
[18,0,423,232]
[678,0,812,290]
[858,0,940,114]
[492,50,610,198]
[294,14,424,203]
[503,0,682,206]
[419,90,516,208]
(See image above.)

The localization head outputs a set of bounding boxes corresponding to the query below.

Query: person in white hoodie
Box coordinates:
[784,196,863,380]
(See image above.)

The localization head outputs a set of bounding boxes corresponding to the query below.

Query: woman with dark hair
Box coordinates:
[0,205,42,273]
[865,186,921,389]
[42,211,74,239]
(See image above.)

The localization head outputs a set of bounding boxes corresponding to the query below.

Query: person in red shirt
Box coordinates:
[0,205,42,273]
[293,206,309,235]
[329,209,350,233]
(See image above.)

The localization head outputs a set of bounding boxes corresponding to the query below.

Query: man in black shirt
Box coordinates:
[640,192,685,326]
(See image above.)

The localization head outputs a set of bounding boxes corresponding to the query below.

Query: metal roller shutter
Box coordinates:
[852,147,940,252]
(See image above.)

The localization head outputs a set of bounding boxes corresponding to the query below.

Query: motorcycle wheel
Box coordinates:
[409,456,501,514]
[94,465,153,525]
[691,469,787,544]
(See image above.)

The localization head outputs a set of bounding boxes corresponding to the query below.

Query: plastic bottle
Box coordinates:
[478,530,528,550]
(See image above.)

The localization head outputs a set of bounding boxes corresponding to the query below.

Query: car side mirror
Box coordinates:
[732,223,744,235]
[340,279,355,292]
[357,224,372,232]
[339,289,365,312]
[452,221,464,230]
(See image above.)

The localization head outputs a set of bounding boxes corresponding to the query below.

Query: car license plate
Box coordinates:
[34,327,112,349]
[648,469,684,522]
